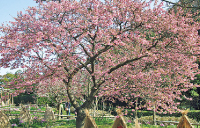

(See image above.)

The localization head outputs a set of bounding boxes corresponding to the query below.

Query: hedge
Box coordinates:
[127,110,200,121]
[14,93,36,106]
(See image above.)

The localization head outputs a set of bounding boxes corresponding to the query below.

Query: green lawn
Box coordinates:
[5,106,200,128]
[10,118,189,128]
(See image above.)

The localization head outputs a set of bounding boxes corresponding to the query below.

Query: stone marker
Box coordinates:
[44,104,55,121]
[19,105,32,123]
[1,101,5,106]
[6,99,10,106]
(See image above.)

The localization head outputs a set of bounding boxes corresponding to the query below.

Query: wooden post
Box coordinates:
[8,92,10,106]
[0,90,2,103]
[5,92,8,106]
[96,97,98,111]
[12,94,14,105]
[58,104,61,120]
[5,91,7,106]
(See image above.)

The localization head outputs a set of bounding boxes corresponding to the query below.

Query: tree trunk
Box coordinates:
[76,108,86,128]
[93,97,98,117]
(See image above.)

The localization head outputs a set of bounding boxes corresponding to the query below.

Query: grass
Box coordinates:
[5,106,200,127]
[10,118,186,128]
[140,124,200,128]
[11,118,200,128]
[141,124,176,128]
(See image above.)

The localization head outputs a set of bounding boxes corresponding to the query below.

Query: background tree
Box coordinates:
[0,0,199,127]
[0,71,20,86]
[162,0,200,109]
[163,0,200,21]
[36,78,68,108]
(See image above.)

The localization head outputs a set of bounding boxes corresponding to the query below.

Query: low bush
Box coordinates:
[10,118,51,128]
[37,97,53,106]
[14,93,36,106]
[127,110,200,121]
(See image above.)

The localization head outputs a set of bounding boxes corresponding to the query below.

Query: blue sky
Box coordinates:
[0,0,38,24]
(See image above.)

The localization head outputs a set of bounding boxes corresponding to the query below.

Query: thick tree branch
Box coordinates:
[63,78,79,109]
[79,43,91,58]
[80,61,92,74]
[82,79,105,108]
[147,40,158,51]
[108,55,148,74]
[64,44,113,109]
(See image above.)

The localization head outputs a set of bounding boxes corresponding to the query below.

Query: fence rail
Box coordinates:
[155,120,200,128]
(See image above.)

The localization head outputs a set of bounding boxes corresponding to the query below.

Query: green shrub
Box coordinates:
[95,117,114,125]
[187,110,200,122]
[37,97,55,107]
[14,93,36,106]
[10,118,20,126]
[127,110,200,121]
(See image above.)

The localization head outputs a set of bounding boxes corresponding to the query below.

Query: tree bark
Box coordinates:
[76,108,86,128]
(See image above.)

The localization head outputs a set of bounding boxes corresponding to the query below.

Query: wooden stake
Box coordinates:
[84,109,98,128]
[134,118,140,128]
[177,110,193,128]
[112,109,127,128]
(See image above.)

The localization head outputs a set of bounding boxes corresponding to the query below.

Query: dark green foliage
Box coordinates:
[10,118,20,125]
[191,74,200,85]
[127,110,200,121]
[188,110,200,122]
[37,97,54,106]
[14,93,36,106]
[95,117,114,125]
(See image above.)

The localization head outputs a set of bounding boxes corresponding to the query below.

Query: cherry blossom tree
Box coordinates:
[0,0,200,127]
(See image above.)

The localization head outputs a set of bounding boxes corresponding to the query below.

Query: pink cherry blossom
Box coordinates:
[0,0,199,127]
